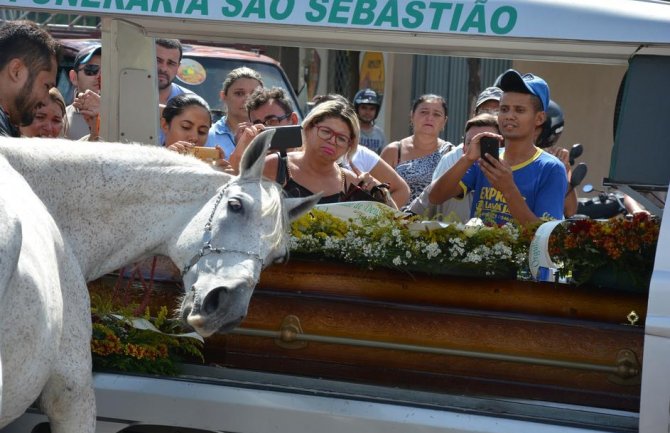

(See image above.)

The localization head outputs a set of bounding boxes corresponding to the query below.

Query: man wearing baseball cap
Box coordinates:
[66,43,102,140]
[474,86,502,115]
[429,69,567,225]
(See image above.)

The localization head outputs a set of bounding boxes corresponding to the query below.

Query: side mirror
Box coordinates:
[569,143,583,166]
[570,163,588,188]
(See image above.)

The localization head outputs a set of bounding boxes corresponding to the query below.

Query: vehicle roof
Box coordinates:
[58,38,280,65]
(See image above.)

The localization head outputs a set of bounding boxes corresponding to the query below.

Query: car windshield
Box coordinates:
[175,56,302,121]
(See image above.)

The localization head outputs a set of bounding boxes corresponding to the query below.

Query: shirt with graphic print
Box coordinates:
[459,148,567,225]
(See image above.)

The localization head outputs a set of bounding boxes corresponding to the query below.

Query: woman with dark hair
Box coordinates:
[381,94,454,203]
[161,93,212,150]
[205,66,263,158]
[20,87,68,138]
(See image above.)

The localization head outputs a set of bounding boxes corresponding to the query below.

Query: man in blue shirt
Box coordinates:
[429,69,567,225]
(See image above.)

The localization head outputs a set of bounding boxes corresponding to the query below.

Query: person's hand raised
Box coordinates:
[73,90,100,120]
[546,145,571,177]
[466,131,503,163]
[234,121,253,144]
[228,124,266,174]
[167,141,195,154]
[479,154,515,196]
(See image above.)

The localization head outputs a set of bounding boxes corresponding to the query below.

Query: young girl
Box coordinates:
[205,67,263,159]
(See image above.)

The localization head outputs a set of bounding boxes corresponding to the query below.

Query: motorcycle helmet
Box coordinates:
[353,88,382,120]
[536,100,565,148]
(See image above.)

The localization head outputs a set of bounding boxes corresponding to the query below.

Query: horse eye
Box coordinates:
[228,198,243,212]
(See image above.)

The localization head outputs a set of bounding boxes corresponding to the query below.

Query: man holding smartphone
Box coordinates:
[227,86,300,172]
[429,69,567,225]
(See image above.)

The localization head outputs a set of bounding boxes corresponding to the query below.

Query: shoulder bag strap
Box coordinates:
[275,152,288,186]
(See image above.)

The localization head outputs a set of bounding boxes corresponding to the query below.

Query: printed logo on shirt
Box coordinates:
[360,137,383,153]
[475,186,512,224]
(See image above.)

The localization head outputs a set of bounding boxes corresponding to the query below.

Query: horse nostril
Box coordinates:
[202,286,227,315]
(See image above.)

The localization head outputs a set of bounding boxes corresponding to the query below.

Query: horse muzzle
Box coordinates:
[181,278,255,337]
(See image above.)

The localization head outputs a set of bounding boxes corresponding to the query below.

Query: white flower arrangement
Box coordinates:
[290,208,531,278]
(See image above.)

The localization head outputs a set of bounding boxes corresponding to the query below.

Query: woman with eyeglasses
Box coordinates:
[20,88,68,138]
[381,94,454,204]
[262,99,369,204]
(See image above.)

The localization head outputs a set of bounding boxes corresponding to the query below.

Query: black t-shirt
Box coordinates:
[0,107,20,137]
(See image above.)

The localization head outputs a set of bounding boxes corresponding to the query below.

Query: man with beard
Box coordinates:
[66,44,102,140]
[156,38,194,144]
[156,38,194,105]
[0,20,59,137]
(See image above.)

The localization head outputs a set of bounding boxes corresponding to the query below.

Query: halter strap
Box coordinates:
[182,180,264,275]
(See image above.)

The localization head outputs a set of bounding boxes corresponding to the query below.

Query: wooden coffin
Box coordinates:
[99,258,647,412]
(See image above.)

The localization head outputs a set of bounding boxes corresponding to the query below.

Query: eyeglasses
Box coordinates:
[252,112,291,126]
[77,64,101,77]
[315,125,352,148]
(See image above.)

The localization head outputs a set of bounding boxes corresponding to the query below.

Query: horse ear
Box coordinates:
[284,193,322,222]
[240,129,274,180]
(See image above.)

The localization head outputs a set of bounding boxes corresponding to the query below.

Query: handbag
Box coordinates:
[341,181,396,209]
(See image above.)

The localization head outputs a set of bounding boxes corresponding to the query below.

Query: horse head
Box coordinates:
[178,130,320,337]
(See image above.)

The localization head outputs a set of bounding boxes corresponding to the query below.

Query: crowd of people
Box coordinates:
[0,19,650,225]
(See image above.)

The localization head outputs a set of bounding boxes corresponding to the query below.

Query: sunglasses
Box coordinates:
[252,112,291,126]
[77,64,101,77]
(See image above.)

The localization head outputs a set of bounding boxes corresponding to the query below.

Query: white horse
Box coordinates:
[0,133,319,432]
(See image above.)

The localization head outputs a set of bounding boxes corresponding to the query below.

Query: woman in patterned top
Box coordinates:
[381,94,454,204]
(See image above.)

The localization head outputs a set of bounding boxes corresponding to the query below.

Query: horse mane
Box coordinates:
[258,179,291,257]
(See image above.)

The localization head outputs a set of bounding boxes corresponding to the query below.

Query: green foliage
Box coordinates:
[91,294,203,376]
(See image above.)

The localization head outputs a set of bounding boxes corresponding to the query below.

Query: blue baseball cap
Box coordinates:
[73,44,102,70]
[498,69,550,111]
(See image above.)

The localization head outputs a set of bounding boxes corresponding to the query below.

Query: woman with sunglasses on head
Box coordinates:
[20,88,68,138]
[263,99,371,204]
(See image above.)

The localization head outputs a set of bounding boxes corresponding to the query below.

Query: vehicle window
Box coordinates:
[176,57,302,121]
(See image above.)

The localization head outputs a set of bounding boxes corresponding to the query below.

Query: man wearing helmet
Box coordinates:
[534,100,579,217]
[353,88,387,154]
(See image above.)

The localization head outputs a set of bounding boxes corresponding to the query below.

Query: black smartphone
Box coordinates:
[269,125,303,152]
[480,136,500,161]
